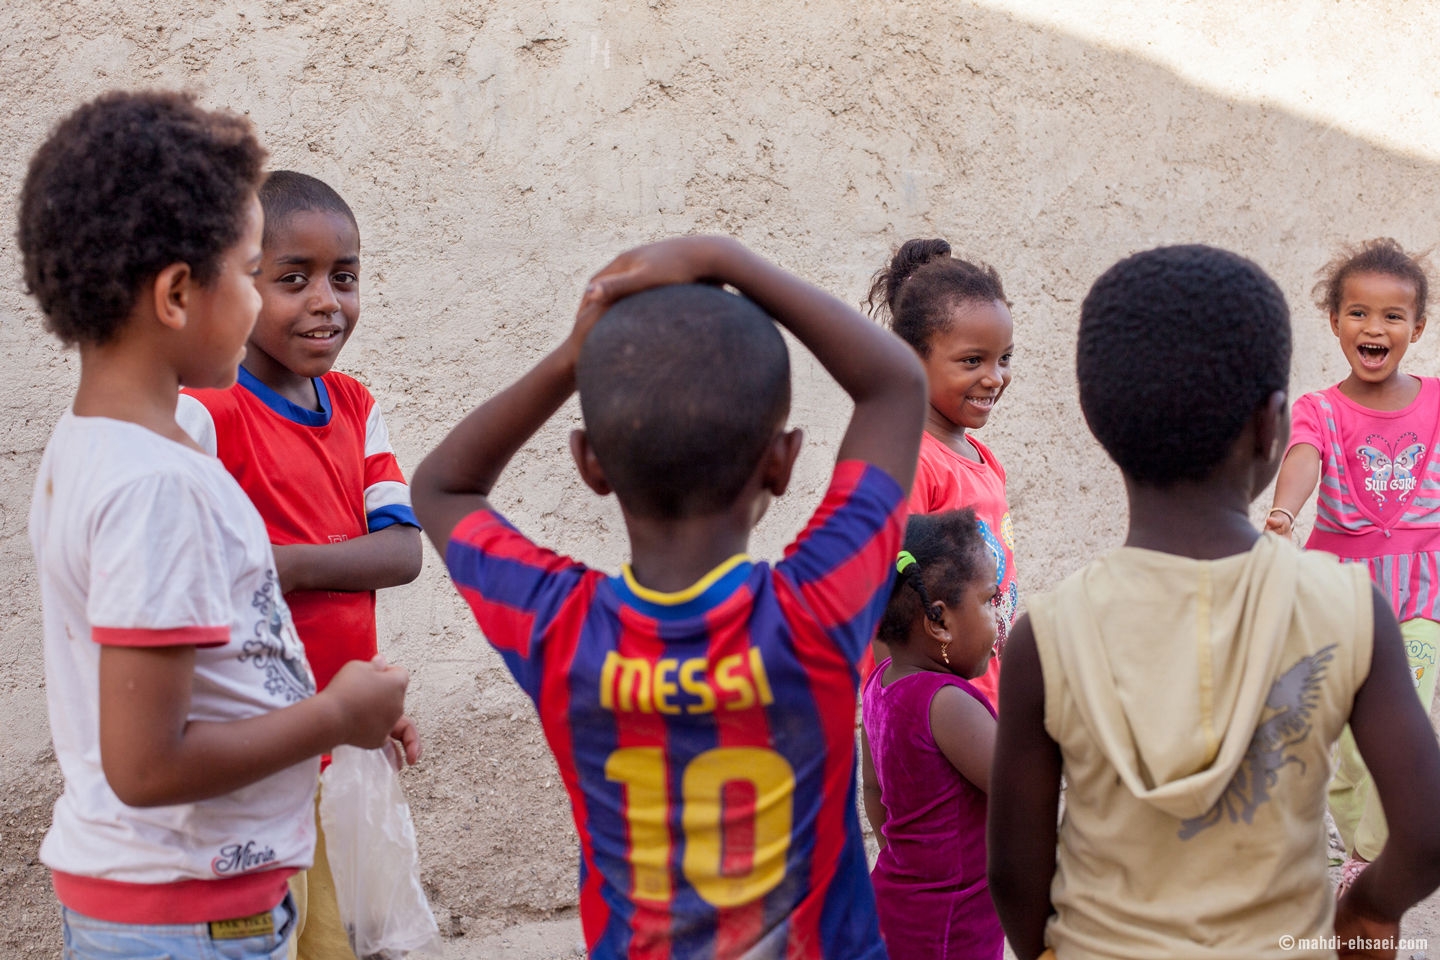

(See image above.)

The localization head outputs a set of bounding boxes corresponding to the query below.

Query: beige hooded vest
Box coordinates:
[1029,534,1372,960]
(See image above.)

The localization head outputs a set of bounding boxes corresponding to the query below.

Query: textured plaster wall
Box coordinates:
[1,1,1438,955]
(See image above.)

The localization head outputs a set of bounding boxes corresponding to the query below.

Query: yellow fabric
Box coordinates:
[621,554,751,604]
[1029,534,1373,960]
[286,788,358,960]
[286,870,306,960]
[1328,617,1440,861]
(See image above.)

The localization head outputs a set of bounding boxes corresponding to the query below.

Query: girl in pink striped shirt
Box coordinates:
[1268,237,1439,891]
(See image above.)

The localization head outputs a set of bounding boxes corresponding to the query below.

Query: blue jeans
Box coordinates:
[61,893,296,960]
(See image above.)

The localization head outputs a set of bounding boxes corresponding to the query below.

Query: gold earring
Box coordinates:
[941,634,951,665]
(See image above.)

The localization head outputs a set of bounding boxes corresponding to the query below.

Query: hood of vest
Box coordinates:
[1050,534,1299,821]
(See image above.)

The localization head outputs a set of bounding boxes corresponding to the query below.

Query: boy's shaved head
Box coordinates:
[257,170,357,245]
[1078,244,1291,486]
[577,284,791,519]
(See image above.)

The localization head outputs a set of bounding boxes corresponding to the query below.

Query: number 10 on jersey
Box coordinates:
[605,746,797,907]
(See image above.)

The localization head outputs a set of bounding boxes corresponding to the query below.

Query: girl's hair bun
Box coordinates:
[865,238,953,321]
[864,238,1008,358]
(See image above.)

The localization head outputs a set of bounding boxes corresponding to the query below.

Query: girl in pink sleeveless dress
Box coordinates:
[860,509,1003,960]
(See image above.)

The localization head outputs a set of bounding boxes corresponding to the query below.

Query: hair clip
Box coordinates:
[896,551,918,574]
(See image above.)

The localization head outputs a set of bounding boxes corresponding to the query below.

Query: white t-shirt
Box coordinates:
[29,412,319,887]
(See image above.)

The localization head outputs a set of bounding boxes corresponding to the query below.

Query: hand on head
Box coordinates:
[572,236,734,346]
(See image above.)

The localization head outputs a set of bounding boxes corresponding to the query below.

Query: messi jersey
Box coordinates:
[446,460,905,960]
[178,367,418,689]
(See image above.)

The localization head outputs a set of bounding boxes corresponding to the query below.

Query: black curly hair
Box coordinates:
[1077,245,1291,487]
[18,89,267,347]
[865,238,1008,358]
[1313,237,1433,318]
[877,509,992,645]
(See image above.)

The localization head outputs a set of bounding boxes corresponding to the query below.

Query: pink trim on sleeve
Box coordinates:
[1286,391,1325,456]
[91,625,230,648]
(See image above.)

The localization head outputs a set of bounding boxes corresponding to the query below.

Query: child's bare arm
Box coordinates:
[413,236,928,550]
[930,685,997,793]
[411,326,594,553]
[860,727,888,851]
[271,523,423,593]
[99,647,409,807]
[584,237,928,494]
[1266,443,1320,537]
[987,616,1061,960]
[1335,589,1440,951]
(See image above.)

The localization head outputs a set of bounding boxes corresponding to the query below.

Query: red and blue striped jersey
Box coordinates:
[446,461,906,960]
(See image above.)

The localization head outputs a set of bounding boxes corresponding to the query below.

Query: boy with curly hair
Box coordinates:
[21,90,411,960]
[988,246,1440,960]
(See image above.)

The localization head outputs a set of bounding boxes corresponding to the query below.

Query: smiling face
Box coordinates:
[1331,271,1425,385]
[923,299,1014,431]
[247,208,360,380]
[179,194,264,390]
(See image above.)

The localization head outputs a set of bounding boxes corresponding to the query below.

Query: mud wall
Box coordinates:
[2,1,1438,954]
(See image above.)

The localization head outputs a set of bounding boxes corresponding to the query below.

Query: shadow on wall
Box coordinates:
[0,1,1438,954]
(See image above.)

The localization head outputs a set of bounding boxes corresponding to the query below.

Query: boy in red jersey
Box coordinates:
[413,237,927,959]
[178,172,422,960]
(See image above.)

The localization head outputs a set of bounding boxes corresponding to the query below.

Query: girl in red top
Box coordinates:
[861,239,1016,708]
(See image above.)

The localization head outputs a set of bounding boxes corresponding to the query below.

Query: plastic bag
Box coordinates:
[319,744,444,959]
